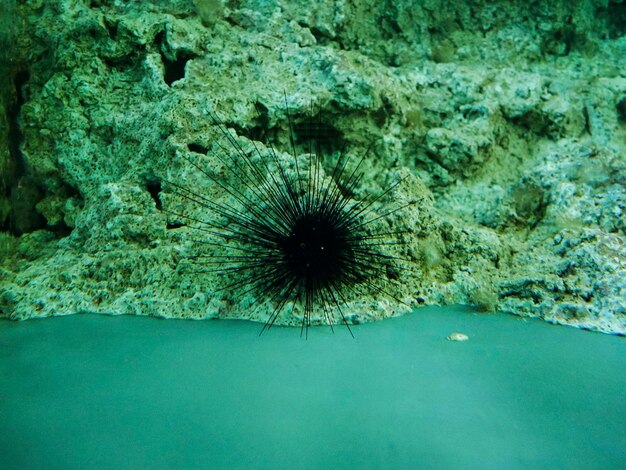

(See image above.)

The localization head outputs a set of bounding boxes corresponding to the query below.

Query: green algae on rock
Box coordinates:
[0,0,624,334]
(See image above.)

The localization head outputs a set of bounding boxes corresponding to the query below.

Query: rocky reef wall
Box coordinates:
[0,0,624,333]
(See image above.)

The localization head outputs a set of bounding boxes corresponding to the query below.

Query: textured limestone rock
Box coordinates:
[0,0,625,334]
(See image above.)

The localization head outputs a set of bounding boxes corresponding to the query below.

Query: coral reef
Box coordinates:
[0,0,624,333]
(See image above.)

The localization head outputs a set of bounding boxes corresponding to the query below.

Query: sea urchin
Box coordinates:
[166,96,410,337]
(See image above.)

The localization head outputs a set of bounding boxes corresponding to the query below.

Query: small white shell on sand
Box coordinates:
[447,332,469,341]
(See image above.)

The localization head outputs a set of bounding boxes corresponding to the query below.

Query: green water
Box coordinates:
[1,307,624,469]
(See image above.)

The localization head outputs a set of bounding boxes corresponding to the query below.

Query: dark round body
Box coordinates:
[280,212,354,290]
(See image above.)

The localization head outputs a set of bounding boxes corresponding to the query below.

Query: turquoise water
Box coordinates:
[1,307,624,469]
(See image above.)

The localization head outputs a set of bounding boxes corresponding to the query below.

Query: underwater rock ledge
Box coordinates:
[0,0,624,334]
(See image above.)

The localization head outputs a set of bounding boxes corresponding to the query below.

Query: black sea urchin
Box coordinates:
[166,97,410,337]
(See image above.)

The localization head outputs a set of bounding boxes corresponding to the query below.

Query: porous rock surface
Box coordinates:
[0,0,624,333]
